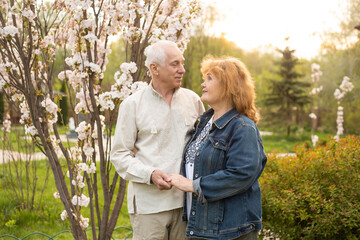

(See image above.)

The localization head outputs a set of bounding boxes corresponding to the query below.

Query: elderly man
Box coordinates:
[110,40,204,240]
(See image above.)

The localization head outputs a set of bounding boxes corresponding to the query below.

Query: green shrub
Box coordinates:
[260,135,360,239]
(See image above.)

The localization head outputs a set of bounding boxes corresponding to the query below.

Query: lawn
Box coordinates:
[261,130,332,153]
[0,125,76,153]
[0,159,132,240]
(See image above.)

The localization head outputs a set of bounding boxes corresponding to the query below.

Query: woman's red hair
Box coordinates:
[200,56,260,124]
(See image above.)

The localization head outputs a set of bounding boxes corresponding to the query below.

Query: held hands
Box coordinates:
[168,174,195,193]
[150,170,194,193]
[151,170,172,190]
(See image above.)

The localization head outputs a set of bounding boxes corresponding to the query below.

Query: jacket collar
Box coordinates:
[200,108,239,130]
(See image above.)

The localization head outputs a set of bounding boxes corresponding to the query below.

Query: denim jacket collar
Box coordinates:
[200,108,239,130]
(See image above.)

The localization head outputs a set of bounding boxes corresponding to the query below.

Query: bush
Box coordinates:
[260,135,360,239]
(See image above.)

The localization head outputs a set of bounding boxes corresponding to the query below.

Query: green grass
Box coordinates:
[261,130,333,153]
[0,160,131,239]
[0,124,77,153]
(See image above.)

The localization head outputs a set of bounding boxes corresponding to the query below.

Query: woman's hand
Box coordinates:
[169,174,195,193]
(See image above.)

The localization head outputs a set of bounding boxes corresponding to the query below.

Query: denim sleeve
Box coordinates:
[198,124,266,203]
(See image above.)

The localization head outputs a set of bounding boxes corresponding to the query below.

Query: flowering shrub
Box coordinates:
[260,135,360,239]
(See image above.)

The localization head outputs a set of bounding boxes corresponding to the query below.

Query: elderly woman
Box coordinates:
[169,56,267,240]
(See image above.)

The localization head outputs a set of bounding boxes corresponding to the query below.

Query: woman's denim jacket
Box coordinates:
[181,108,267,240]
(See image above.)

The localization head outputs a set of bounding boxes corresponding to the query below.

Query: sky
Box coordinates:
[202,0,347,59]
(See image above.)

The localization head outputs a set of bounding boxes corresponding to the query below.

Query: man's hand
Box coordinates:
[169,174,194,193]
[151,170,172,190]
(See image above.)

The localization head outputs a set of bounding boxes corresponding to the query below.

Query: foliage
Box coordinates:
[260,135,360,239]
[265,47,311,136]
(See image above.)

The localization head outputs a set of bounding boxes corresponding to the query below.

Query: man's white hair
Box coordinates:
[144,40,179,69]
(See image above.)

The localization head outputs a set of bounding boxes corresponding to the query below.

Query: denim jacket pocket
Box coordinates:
[204,136,227,172]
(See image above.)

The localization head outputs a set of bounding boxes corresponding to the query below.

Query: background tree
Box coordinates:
[265,46,310,136]
[315,0,360,134]
[0,0,201,239]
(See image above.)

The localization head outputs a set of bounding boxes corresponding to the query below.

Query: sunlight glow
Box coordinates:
[203,0,346,59]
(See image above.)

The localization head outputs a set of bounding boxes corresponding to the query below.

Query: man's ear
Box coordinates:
[150,63,158,76]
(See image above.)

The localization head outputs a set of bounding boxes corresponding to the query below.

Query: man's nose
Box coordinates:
[179,64,185,74]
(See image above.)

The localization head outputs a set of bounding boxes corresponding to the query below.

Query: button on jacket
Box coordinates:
[182,108,267,239]
[110,84,204,214]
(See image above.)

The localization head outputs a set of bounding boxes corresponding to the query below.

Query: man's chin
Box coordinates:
[175,80,182,88]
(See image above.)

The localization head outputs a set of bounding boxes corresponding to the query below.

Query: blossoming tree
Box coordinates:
[334,76,354,140]
[0,0,200,239]
[309,63,322,147]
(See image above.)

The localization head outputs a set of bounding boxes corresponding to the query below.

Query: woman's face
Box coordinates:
[200,72,224,106]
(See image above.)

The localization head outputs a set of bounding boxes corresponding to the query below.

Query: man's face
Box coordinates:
[156,45,185,89]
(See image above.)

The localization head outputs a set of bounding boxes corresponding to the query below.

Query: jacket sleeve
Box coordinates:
[193,124,266,203]
[110,98,156,184]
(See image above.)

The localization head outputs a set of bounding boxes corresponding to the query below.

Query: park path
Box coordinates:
[0,132,296,164]
[0,149,50,164]
[0,135,114,164]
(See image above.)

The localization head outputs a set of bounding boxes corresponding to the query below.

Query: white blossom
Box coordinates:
[53,192,61,199]
[84,61,101,73]
[75,121,88,141]
[71,194,90,207]
[87,162,96,174]
[310,86,322,95]
[99,92,115,111]
[84,33,98,43]
[25,126,38,136]
[120,62,137,74]
[76,163,89,173]
[83,145,94,157]
[131,81,148,93]
[339,76,354,93]
[311,135,319,147]
[311,63,321,72]
[334,89,344,101]
[22,9,36,21]
[58,70,73,81]
[309,113,317,119]
[79,215,89,229]
[41,97,58,122]
[2,114,11,133]
[81,19,94,29]
[1,26,19,37]
[60,210,68,221]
